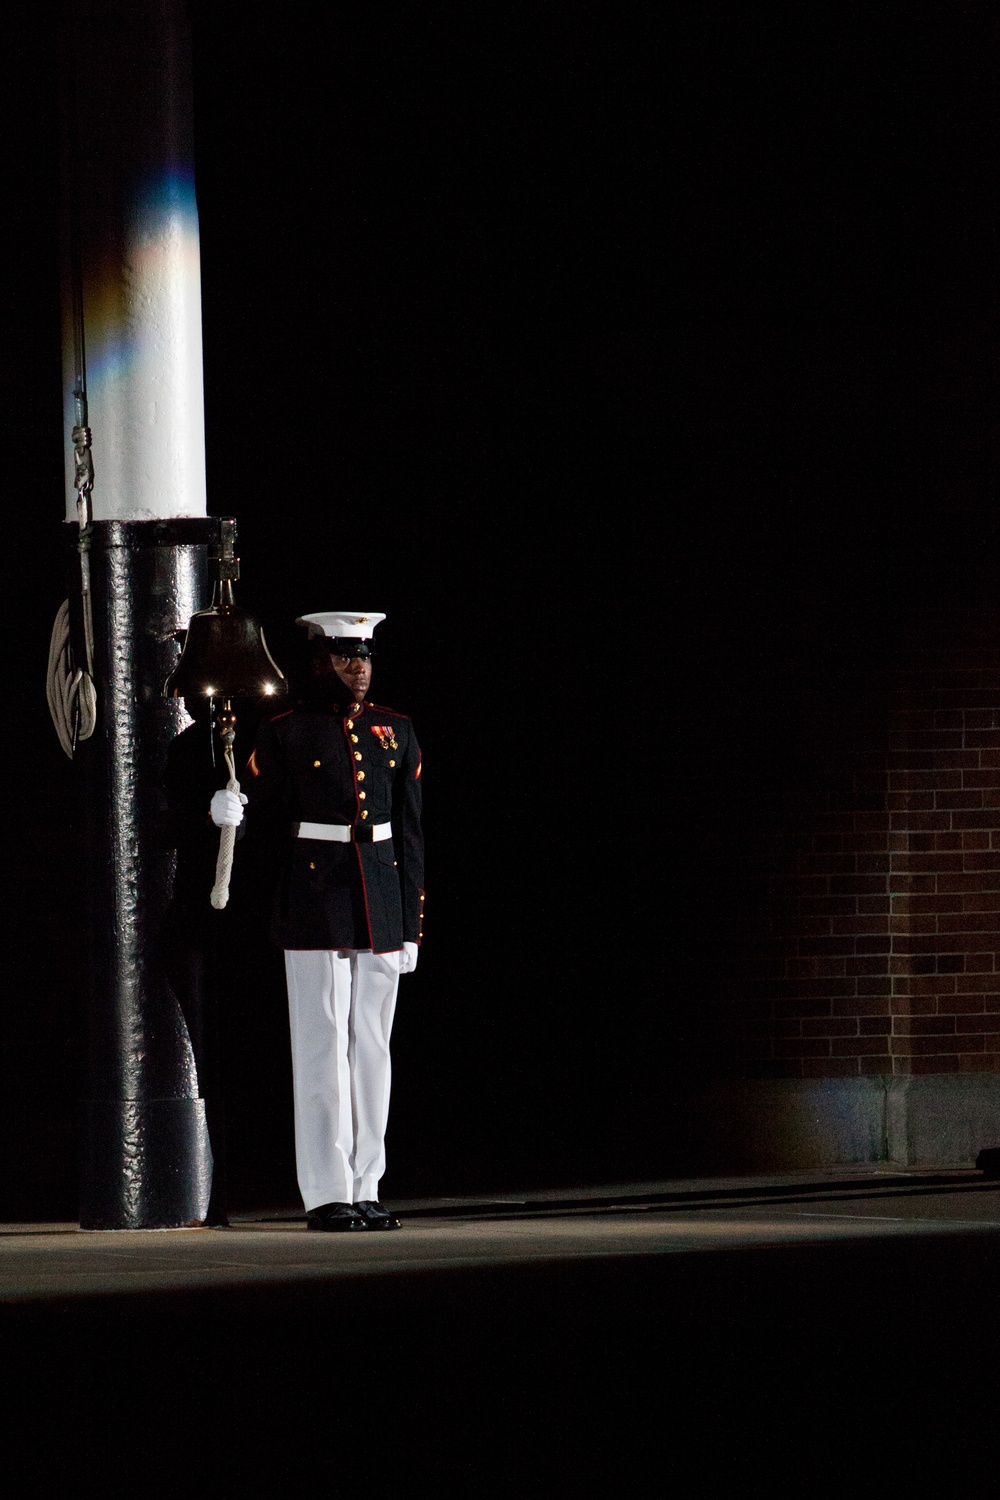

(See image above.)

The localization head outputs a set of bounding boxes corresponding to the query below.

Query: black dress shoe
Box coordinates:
[355,1200,402,1230]
[306,1202,367,1232]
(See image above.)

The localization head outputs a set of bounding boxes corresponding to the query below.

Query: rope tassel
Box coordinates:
[210,744,242,910]
[209,703,245,909]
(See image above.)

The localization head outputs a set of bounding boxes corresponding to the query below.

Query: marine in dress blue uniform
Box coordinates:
[212,611,424,1230]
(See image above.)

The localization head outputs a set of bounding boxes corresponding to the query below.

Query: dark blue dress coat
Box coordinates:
[245,695,424,953]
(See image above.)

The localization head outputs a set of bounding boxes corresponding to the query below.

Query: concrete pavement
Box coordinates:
[3,1166,1000,1301]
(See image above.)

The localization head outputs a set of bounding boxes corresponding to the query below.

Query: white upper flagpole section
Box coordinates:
[62,0,207,522]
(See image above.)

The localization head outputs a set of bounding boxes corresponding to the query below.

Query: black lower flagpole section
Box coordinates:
[77,518,216,1230]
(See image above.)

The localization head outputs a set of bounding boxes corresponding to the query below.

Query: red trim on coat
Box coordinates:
[353,843,376,949]
[342,713,374,948]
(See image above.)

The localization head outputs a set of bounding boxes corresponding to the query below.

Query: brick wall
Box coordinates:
[723,662,1000,1080]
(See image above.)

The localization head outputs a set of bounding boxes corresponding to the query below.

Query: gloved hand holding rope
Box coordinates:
[208,705,246,908]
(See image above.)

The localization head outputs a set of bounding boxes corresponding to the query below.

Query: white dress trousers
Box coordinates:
[284,948,401,1210]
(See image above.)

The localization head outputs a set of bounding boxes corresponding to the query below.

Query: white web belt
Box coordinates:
[296,821,392,843]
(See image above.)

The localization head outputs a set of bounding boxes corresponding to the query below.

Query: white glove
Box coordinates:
[398,941,419,975]
[210,789,247,827]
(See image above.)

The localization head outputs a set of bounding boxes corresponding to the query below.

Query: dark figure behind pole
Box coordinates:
[159,696,255,1225]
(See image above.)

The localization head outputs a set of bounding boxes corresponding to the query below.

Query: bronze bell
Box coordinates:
[165,597,286,699]
[165,519,286,702]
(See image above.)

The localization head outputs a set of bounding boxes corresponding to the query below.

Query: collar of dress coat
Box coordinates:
[301,684,366,718]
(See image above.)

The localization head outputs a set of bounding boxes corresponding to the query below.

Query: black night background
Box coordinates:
[2,3,998,1222]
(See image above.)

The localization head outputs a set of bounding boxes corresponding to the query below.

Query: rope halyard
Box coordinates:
[52,63,99,759]
[47,421,98,757]
[47,599,96,758]
[50,118,99,759]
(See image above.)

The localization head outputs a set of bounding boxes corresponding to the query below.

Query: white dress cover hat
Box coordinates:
[297,612,386,642]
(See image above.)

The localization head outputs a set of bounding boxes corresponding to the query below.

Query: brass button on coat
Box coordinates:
[354,752,362,761]
[313,759,321,768]
[357,771,365,781]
